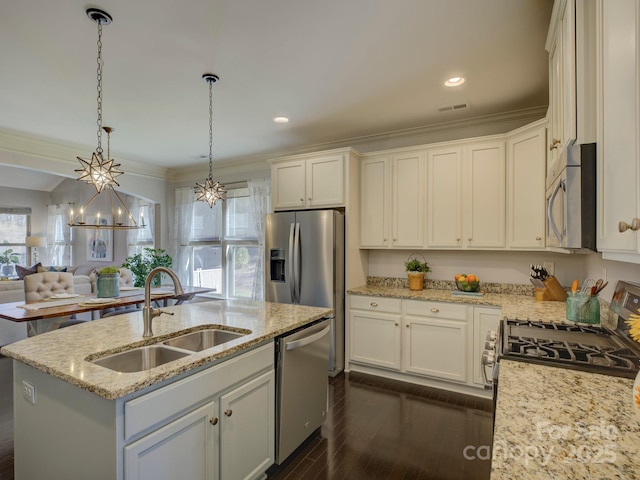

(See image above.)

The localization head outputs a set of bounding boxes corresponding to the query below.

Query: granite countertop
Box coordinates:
[491,360,640,479]
[348,285,573,323]
[0,300,332,400]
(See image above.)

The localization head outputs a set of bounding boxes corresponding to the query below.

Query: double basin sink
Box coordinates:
[89,328,250,373]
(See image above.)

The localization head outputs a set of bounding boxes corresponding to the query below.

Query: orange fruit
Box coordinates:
[467,274,477,283]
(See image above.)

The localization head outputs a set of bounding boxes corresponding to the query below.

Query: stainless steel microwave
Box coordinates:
[545,143,596,250]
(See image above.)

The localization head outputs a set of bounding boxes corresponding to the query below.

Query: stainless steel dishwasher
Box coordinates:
[275,318,331,464]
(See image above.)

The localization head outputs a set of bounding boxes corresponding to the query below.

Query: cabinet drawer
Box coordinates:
[124,342,274,442]
[350,295,402,313]
[404,300,467,320]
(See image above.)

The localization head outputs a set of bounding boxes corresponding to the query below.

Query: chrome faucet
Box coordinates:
[142,267,185,338]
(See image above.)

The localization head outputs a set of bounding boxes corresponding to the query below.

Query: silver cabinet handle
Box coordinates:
[619,218,640,232]
[395,322,399,326]
[456,238,461,242]
[370,302,378,307]
[224,409,233,417]
[431,307,439,313]
[536,236,542,240]
[468,238,472,242]
[406,324,409,328]
[300,198,304,202]
[549,138,561,150]
[209,417,219,426]
[308,197,312,201]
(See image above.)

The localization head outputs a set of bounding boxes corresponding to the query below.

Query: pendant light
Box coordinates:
[195,73,226,207]
[70,8,139,230]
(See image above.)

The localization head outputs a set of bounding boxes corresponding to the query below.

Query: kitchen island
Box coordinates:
[491,360,640,479]
[0,299,332,480]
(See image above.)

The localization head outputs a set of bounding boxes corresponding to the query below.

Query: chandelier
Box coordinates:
[194,73,226,207]
[69,8,139,230]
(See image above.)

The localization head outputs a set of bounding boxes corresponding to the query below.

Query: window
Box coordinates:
[46,204,72,266]
[127,199,155,256]
[177,186,260,299]
[0,207,31,271]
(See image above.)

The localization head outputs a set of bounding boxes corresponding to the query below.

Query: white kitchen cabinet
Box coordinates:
[360,155,391,247]
[426,146,463,247]
[546,0,577,175]
[596,0,640,263]
[349,295,402,370]
[359,151,425,248]
[472,307,501,386]
[506,122,547,249]
[124,402,218,480]
[402,300,468,383]
[220,371,275,480]
[425,140,505,249]
[271,152,345,210]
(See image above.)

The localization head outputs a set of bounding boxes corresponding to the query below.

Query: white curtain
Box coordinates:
[46,204,72,266]
[247,178,271,301]
[126,196,155,256]
[174,187,195,286]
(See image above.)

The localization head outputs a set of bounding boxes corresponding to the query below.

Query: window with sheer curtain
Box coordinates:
[174,180,269,299]
[46,204,72,266]
[126,198,155,256]
[0,207,31,268]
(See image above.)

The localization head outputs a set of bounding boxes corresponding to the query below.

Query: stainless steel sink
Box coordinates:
[90,345,190,373]
[163,329,248,352]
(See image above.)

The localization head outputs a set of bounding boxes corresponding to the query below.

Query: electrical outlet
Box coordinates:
[543,262,555,276]
[22,380,36,405]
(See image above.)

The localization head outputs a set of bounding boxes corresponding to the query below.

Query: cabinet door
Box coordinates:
[597,0,640,258]
[464,141,506,248]
[306,154,345,207]
[124,402,217,480]
[548,34,563,174]
[391,153,425,248]
[350,310,401,370]
[506,125,546,249]
[272,160,306,210]
[360,156,391,247]
[220,371,275,480]
[403,315,468,383]
[472,307,501,386]
[426,147,463,248]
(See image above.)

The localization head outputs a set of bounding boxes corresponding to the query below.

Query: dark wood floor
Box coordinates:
[0,354,492,480]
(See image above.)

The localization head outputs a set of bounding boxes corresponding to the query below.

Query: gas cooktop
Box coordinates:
[499,318,640,378]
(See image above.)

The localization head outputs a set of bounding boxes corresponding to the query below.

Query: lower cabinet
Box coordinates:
[124,370,275,480]
[348,294,501,393]
[403,300,468,382]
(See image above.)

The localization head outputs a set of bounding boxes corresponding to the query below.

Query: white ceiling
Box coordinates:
[0,0,553,175]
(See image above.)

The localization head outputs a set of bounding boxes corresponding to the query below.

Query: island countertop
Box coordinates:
[491,360,640,479]
[0,300,332,400]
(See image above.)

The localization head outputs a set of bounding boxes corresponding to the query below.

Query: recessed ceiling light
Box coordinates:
[274,116,289,123]
[445,77,465,87]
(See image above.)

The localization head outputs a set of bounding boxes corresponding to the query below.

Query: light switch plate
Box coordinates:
[22,380,36,405]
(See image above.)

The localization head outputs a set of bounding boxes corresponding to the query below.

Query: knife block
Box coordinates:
[540,276,568,301]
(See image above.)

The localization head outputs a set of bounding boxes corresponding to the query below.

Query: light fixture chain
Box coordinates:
[208,79,213,179]
[96,21,104,154]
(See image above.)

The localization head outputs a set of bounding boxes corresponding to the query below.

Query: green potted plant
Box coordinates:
[96,266,121,298]
[0,242,20,277]
[122,248,173,287]
[405,254,430,291]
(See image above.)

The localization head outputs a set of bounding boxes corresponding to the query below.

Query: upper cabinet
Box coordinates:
[546,0,577,175]
[425,139,506,249]
[506,121,547,249]
[359,151,425,249]
[271,149,356,210]
[596,0,640,263]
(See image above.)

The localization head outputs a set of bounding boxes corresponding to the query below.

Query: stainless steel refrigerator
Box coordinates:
[265,209,344,376]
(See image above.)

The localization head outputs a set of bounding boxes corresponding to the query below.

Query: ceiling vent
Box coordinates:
[438,102,471,112]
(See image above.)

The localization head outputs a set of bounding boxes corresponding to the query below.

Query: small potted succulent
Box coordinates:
[96,266,120,298]
[405,254,430,291]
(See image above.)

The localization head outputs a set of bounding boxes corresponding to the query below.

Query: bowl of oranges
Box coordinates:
[455,273,480,292]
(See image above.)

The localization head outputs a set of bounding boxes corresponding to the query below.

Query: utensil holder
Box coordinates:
[542,276,568,301]
[566,293,600,324]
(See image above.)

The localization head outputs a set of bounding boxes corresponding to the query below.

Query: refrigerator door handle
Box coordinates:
[285,325,331,351]
[288,222,296,302]
[293,222,301,303]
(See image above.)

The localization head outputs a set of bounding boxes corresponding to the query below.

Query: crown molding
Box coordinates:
[0,127,169,180]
